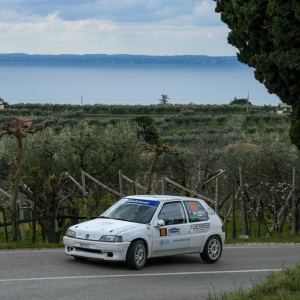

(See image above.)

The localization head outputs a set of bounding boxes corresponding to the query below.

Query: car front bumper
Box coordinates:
[63,236,131,261]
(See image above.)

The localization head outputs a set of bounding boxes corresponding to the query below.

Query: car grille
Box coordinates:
[74,247,104,254]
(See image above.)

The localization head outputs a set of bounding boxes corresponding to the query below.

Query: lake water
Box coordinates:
[0,62,280,106]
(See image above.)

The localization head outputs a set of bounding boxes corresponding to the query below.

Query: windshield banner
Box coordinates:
[121,198,160,208]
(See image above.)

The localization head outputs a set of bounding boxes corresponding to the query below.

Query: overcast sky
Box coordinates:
[0,0,237,56]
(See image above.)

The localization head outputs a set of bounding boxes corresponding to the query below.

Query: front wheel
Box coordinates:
[126,240,147,270]
[200,236,222,263]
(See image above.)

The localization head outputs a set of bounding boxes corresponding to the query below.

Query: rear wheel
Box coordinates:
[126,240,147,270]
[200,236,222,263]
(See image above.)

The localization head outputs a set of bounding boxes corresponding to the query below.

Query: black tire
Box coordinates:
[126,240,147,270]
[200,236,222,263]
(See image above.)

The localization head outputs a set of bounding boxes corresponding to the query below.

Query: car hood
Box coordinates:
[69,218,142,241]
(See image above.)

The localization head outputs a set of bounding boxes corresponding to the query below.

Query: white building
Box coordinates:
[277,103,292,114]
[0,98,4,110]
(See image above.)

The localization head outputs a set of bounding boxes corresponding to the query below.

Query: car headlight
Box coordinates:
[66,229,76,238]
[99,235,123,242]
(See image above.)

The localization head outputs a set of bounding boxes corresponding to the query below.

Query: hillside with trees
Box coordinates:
[0,101,299,243]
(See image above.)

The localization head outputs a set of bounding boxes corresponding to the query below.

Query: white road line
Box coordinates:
[0,269,282,283]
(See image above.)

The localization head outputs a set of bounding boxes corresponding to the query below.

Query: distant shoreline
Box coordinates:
[0,53,239,64]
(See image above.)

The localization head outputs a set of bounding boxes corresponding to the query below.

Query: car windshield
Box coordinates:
[99,198,160,224]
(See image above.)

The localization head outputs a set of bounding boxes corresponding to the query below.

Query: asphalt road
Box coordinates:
[1,244,300,300]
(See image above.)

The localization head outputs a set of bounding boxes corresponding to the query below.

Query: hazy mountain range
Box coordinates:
[0,54,238,64]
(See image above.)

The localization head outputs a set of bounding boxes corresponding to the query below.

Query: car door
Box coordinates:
[183,200,210,251]
[152,201,191,255]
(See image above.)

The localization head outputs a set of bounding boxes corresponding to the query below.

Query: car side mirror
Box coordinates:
[154,219,165,228]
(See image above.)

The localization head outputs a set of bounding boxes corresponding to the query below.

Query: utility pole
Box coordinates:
[81,96,83,106]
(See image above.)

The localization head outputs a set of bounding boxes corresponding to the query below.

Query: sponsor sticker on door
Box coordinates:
[168,227,180,236]
[191,222,210,231]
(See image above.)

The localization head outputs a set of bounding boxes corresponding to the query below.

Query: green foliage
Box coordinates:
[223,115,246,133]
[247,127,257,134]
[158,94,170,105]
[181,109,195,116]
[0,156,9,179]
[290,102,300,149]
[216,116,227,125]
[206,128,218,134]
[72,193,116,219]
[132,116,160,145]
[212,265,300,300]
[214,0,300,149]
[230,97,251,105]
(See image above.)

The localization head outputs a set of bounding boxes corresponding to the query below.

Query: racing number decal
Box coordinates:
[189,201,197,211]
[160,228,167,236]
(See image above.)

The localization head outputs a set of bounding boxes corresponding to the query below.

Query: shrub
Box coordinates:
[247,127,257,134]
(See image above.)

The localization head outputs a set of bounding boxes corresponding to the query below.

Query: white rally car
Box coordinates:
[63,195,225,269]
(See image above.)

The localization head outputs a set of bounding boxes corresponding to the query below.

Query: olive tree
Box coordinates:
[0,121,51,241]
[218,132,300,236]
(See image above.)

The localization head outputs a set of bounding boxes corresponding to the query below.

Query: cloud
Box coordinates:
[0,0,234,55]
[1,0,222,24]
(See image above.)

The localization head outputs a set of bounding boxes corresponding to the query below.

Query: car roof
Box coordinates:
[124,195,207,203]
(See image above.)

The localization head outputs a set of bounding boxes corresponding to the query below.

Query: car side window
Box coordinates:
[183,201,209,222]
[158,202,186,225]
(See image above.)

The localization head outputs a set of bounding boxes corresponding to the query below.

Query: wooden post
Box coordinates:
[292,167,297,235]
[232,188,237,238]
[215,177,219,214]
[119,170,124,197]
[239,166,248,235]
[198,162,202,192]
[162,177,166,194]
[132,182,136,195]
[82,171,87,198]
[19,193,25,243]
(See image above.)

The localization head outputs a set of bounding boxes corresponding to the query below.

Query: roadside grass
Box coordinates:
[225,233,300,245]
[222,217,300,243]
[209,265,300,300]
[0,241,64,250]
[0,227,64,249]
